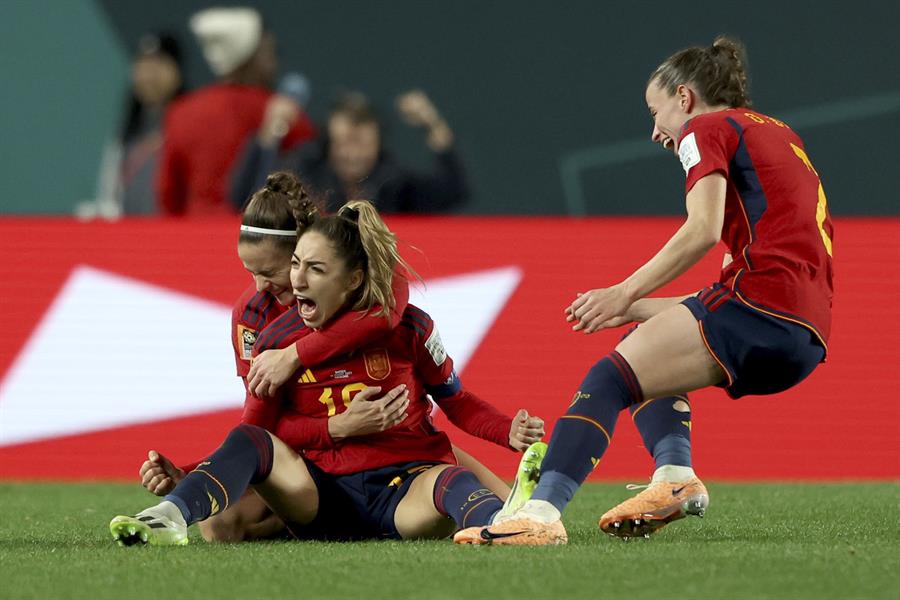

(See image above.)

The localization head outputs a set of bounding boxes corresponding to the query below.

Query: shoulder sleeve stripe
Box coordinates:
[256,310,303,350]
[400,320,426,336]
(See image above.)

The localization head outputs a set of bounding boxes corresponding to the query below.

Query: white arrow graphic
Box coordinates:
[0,265,521,446]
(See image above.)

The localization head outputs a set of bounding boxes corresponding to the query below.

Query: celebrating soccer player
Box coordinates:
[111,188,546,545]
[456,36,833,545]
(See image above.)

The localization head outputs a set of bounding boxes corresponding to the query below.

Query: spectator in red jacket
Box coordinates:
[157,7,315,216]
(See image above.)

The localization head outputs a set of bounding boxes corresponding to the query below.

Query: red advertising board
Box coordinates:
[0,217,897,481]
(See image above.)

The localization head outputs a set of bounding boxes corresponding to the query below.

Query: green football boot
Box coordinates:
[109,501,188,547]
[492,441,547,524]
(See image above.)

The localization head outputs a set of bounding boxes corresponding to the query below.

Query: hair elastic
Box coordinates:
[239,225,296,237]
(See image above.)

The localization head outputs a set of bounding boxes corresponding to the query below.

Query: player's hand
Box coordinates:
[508,409,545,451]
[248,346,301,398]
[565,285,633,334]
[328,385,410,440]
[139,450,185,496]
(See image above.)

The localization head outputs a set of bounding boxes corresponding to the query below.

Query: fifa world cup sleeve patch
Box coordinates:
[678,132,701,175]
[237,325,258,360]
[425,326,447,366]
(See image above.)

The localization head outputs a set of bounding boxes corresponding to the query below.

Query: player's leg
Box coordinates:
[451,445,511,499]
[456,303,721,545]
[394,464,511,539]
[198,490,285,542]
[110,424,318,546]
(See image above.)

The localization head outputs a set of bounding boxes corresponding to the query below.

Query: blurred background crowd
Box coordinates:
[2,1,898,217]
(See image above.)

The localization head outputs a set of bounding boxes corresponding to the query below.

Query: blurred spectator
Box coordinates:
[80,33,185,218]
[158,7,315,217]
[231,90,469,213]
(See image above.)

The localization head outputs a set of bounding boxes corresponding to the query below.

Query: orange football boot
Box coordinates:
[598,477,709,540]
[453,517,568,546]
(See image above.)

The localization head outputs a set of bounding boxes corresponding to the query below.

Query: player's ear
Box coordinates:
[677,84,695,114]
[347,268,364,292]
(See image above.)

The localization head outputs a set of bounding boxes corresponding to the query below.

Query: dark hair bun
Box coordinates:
[265,172,303,200]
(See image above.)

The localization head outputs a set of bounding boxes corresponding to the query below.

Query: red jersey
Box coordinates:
[158,84,316,216]
[231,272,410,428]
[680,109,834,347]
[254,304,513,475]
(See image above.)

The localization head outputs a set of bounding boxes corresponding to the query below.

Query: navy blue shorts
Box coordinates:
[285,460,439,541]
[681,284,826,399]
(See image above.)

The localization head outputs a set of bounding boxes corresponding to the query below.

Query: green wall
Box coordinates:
[3,1,899,215]
[1,0,126,214]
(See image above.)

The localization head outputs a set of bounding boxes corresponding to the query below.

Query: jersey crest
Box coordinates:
[364,348,391,380]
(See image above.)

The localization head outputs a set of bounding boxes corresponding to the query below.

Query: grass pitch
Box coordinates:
[1,482,897,600]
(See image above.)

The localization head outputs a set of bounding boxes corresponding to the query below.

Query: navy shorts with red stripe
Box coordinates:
[682,284,825,399]
[284,460,439,541]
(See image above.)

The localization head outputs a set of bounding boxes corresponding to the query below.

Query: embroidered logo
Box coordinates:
[364,349,391,380]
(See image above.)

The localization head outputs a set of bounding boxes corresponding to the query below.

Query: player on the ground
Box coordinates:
[111,197,546,545]
[137,173,520,542]
[456,35,833,545]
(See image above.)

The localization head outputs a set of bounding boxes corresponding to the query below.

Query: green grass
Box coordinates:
[1,482,898,600]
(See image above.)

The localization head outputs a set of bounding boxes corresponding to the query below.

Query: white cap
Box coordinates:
[190,7,262,76]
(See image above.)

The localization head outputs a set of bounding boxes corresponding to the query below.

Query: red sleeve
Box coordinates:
[157,108,187,216]
[435,387,513,450]
[294,268,409,366]
[680,115,738,193]
[272,413,334,450]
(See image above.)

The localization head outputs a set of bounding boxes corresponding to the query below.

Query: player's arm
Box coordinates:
[568,173,726,333]
[273,385,409,448]
[248,268,410,397]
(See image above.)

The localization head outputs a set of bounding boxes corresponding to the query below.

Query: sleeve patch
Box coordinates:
[238,325,257,360]
[425,326,447,366]
[678,132,701,175]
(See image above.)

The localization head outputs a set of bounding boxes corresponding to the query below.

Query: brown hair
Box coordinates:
[239,172,318,253]
[649,36,752,108]
[293,198,414,318]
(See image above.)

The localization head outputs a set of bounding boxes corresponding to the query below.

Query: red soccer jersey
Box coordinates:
[230,272,410,430]
[158,83,316,216]
[679,108,834,347]
[254,304,513,475]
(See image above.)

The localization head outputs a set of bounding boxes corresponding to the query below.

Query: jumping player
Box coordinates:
[457,36,833,545]
[137,174,520,542]
[111,197,545,545]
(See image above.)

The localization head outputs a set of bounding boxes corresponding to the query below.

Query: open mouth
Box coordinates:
[662,136,675,151]
[295,295,318,321]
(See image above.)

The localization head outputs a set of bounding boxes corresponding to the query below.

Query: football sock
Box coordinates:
[531,352,642,513]
[630,395,693,468]
[164,424,274,525]
[433,466,504,528]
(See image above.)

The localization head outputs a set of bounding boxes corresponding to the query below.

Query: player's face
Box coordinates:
[290,231,364,329]
[646,80,690,154]
[237,240,295,306]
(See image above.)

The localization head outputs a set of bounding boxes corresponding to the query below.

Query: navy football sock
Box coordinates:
[630,395,693,468]
[433,466,503,528]
[532,352,642,513]
[165,424,274,525]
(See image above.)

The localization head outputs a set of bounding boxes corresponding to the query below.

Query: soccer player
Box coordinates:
[137,173,519,542]
[112,196,545,545]
[456,36,833,545]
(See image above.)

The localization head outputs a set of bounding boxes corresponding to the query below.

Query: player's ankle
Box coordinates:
[651,465,696,484]
[519,499,561,524]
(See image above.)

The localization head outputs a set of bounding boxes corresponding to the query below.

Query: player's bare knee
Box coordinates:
[199,512,248,543]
